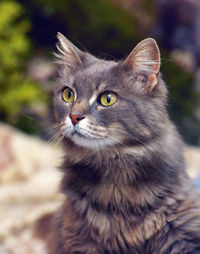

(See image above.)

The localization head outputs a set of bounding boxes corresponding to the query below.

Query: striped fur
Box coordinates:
[51,34,200,254]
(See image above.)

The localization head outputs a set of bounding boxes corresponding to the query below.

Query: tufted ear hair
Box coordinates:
[55,32,83,71]
[123,38,160,91]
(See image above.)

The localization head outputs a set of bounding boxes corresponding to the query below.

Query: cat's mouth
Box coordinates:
[68,128,108,149]
[71,129,87,138]
[60,117,119,149]
[61,122,102,148]
[71,125,104,142]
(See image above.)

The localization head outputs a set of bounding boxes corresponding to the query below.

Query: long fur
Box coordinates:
[51,34,200,254]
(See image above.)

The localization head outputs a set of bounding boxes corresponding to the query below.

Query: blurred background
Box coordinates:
[1,0,200,144]
[0,0,200,253]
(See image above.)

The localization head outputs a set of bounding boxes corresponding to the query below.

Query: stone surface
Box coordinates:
[0,123,63,254]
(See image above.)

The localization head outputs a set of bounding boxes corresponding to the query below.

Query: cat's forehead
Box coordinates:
[73,60,118,91]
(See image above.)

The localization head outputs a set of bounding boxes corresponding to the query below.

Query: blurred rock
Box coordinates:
[184,145,200,188]
[194,69,200,130]
[171,50,195,73]
[0,123,62,183]
[27,57,57,92]
[0,123,63,254]
[0,123,200,254]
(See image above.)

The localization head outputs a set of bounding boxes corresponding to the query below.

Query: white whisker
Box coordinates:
[47,132,60,144]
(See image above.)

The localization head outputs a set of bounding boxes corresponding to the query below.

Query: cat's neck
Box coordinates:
[61,124,187,216]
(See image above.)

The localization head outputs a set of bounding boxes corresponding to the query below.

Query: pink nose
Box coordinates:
[69,114,85,125]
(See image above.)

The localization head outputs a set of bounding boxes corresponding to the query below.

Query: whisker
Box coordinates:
[108,127,146,146]
[21,113,35,121]
[47,132,61,144]
[55,135,64,148]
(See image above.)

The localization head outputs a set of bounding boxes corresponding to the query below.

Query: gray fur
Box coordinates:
[51,33,200,254]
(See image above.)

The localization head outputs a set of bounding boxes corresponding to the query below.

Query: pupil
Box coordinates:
[107,94,111,103]
[68,91,72,98]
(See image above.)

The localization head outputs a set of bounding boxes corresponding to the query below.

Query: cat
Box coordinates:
[51,32,200,254]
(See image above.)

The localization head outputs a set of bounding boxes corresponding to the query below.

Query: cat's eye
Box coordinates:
[100,92,117,106]
[62,88,75,103]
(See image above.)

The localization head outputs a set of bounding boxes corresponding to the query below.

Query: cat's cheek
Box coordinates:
[78,118,88,130]
[60,116,74,137]
[107,122,127,144]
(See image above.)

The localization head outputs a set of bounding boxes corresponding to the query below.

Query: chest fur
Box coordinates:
[59,194,167,254]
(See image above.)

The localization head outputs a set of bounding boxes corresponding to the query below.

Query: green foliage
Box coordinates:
[161,56,200,144]
[29,0,139,57]
[0,0,47,127]
[61,0,138,56]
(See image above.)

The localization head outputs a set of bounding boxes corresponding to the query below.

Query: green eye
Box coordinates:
[100,92,117,106]
[62,88,75,102]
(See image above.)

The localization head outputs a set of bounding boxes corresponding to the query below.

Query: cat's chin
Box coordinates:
[70,134,104,149]
[71,135,97,149]
[69,132,116,150]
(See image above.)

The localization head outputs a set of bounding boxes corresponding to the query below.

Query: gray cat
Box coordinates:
[51,32,200,254]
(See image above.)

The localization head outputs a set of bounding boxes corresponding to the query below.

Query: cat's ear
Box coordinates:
[55,32,83,71]
[123,38,160,91]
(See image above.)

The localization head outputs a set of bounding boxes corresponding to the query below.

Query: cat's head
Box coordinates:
[54,33,168,150]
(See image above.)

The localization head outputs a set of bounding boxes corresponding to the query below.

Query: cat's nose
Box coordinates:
[69,114,85,125]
